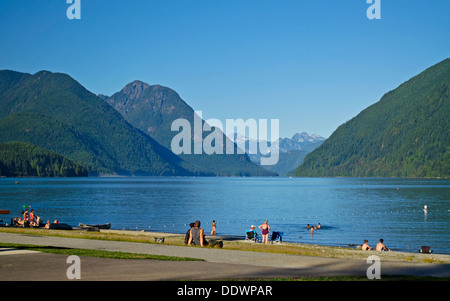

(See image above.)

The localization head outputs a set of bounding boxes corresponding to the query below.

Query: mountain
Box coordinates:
[102,81,275,176]
[233,132,325,155]
[0,70,190,176]
[232,132,325,176]
[0,141,88,177]
[295,58,450,178]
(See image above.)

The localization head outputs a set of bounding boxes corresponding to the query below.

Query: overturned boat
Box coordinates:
[78,222,111,229]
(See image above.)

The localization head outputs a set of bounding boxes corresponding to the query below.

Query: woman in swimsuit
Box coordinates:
[259,220,271,244]
[211,220,216,236]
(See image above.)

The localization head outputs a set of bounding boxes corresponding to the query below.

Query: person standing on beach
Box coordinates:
[211,220,216,236]
[259,220,271,244]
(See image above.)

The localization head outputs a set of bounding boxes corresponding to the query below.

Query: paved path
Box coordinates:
[0,232,449,281]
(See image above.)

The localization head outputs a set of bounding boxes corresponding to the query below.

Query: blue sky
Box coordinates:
[0,0,449,138]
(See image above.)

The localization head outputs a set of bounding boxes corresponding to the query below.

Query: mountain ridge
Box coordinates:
[0,70,190,176]
[294,58,450,178]
[102,81,276,176]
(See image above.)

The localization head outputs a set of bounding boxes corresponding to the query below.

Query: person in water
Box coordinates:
[259,220,271,244]
[188,220,205,247]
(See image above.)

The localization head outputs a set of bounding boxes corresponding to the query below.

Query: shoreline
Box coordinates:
[103,229,450,264]
[2,227,447,264]
[107,227,450,256]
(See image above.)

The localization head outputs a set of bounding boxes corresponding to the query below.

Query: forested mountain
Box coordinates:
[294,58,450,178]
[0,141,88,177]
[0,70,189,176]
[102,80,275,176]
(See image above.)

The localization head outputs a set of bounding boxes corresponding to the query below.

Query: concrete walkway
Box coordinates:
[0,232,449,281]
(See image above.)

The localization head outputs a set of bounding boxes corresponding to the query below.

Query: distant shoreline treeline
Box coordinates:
[0,141,88,177]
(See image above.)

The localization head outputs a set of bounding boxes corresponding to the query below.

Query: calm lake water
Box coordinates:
[0,177,449,254]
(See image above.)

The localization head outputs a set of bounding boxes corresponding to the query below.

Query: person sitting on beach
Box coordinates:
[14,217,23,227]
[184,222,195,244]
[376,239,389,251]
[248,225,257,235]
[246,225,258,240]
[44,220,50,229]
[188,220,205,247]
[362,240,373,250]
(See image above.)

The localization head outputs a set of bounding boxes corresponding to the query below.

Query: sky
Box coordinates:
[0,0,449,139]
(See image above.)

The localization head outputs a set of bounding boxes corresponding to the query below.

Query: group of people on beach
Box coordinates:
[13,209,41,227]
[246,220,272,244]
[184,218,391,253]
[12,208,58,229]
[184,219,274,247]
[362,239,389,251]
[184,220,224,248]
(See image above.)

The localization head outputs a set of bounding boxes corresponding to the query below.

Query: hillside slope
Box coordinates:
[0,141,88,177]
[0,70,189,176]
[103,81,275,176]
[295,58,450,178]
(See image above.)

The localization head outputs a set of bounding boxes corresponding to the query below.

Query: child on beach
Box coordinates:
[362,240,373,250]
[376,239,389,251]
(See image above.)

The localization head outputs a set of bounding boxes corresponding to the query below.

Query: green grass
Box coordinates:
[215,275,450,281]
[0,242,202,261]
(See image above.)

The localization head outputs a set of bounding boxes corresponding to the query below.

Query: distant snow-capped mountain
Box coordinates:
[227,132,326,176]
[229,132,326,154]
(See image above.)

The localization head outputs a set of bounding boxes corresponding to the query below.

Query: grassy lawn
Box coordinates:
[0,242,202,261]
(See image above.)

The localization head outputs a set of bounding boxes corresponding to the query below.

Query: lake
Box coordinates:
[0,177,448,254]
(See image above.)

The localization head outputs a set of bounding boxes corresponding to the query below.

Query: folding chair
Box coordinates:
[419,246,433,254]
[245,230,259,242]
[270,231,283,244]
